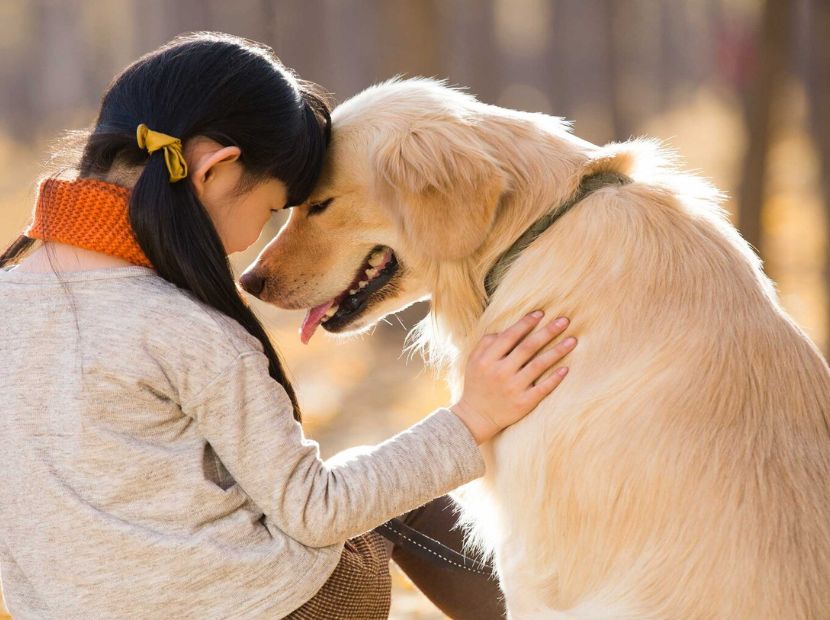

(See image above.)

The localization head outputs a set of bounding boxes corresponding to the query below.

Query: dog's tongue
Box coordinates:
[300,300,335,345]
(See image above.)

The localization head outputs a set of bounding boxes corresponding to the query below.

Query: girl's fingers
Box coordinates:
[506,317,570,370]
[527,366,570,403]
[517,337,577,385]
[484,311,545,360]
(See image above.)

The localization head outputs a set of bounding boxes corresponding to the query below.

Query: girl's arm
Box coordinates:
[185,312,574,548]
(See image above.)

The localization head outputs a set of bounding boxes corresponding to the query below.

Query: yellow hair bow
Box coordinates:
[135,124,188,183]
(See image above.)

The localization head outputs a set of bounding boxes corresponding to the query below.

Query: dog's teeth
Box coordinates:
[349,288,358,295]
[323,305,339,319]
[358,281,368,289]
[368,252,385,267]
[365,268,379,279]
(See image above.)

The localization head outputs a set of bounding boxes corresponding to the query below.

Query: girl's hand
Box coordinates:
[450,311,575,444]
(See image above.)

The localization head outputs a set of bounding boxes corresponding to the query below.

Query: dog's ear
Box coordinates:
[371,120,506,260]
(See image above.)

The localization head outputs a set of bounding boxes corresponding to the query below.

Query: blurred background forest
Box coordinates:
[0,0,827,618]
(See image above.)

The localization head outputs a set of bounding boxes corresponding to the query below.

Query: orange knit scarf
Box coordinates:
[26,177,153,269]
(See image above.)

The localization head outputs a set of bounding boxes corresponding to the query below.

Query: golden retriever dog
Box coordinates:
[241,79,830,619]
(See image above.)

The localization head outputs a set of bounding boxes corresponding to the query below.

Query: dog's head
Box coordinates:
[241,79,510,343]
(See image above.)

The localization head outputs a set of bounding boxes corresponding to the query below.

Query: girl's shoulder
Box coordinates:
[80,270,269,405]
[0,266,267,369]
[1,266,269,405]
[122,271,265,358]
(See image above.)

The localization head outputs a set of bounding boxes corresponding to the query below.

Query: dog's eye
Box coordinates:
[308,198,334,216]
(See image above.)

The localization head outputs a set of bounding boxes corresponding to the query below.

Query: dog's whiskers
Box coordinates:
[394,314,407,331]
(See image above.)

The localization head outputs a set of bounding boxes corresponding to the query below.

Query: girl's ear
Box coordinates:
[371,119,507,261]
[189,144,242,199]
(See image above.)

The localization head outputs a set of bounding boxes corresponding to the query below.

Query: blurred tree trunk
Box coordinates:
[540,0,560,114]
[549,0,570,113]
[324,0,376,98]
[445,0,500,104]
[737,0,792,259]
[0,1,37,139]
[378,0,443,79]
[804,0,830,354]
[657,0,676,111]
[269,0,331,86]
[602,0,634,141]
[32,0,89,126]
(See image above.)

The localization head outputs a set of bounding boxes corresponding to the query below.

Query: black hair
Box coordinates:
[1,32,332,421]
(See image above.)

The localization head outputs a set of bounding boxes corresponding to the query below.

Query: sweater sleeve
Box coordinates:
[184,351,485,548]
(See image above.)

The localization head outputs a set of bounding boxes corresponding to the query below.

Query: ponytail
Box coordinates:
[130,151,302,420]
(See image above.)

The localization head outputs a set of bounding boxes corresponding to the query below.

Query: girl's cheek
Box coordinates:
[241,216,269,253]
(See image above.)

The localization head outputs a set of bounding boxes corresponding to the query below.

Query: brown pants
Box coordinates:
[286,496,506,619]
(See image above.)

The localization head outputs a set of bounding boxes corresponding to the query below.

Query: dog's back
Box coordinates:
[458,150,830,618]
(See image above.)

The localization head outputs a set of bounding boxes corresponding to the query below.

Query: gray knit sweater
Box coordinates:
[0,266,484,618]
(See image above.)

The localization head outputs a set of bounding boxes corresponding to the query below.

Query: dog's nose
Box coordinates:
[239,270,266,297]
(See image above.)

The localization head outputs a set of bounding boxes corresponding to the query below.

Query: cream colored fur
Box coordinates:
[248,79,830,619]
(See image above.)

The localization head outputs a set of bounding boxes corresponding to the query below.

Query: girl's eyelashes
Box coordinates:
[307,198,334,216]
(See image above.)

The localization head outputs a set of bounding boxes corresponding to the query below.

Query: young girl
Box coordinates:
[0,33,575,618]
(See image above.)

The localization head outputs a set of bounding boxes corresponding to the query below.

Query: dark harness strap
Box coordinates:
[375,518,491,575]
[483,170,632,298]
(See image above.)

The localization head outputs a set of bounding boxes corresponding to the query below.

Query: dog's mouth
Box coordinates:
[300,246,400,344]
